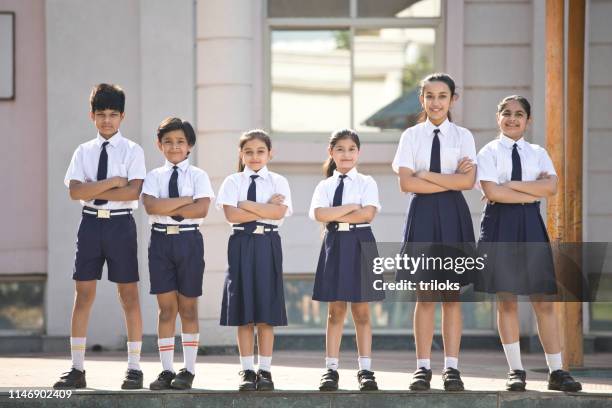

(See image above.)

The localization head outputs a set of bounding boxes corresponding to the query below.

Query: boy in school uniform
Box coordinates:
[54,83,147,390]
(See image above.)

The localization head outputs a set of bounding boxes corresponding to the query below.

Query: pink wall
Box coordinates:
[0,0,46,274]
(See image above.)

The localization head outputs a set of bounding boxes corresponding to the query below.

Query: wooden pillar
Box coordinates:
[546,0,585,368]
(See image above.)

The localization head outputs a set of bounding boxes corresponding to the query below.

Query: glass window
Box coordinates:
[268,0,350,18]
[354,28,435,131]
[0,278,45,334]
[271,30,351,133]
[358,0,441,18]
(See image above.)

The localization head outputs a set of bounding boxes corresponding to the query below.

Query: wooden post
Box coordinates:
[546,0,585,368]
[563,0,586,368]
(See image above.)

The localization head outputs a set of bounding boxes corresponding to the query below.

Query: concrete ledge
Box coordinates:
[1,390,610,408]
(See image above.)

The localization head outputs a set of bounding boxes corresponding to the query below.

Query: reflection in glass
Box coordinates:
[268,0,350,18]
[0,280,45,333]
[358,0,441,18]
[271,30,351,133]
[354,28,435,131]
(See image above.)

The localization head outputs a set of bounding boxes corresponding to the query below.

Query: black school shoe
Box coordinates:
[506,369,526,392]
[149,370,176,390]
[53,368,86,389]
[171,368,195,390]
[409,367,432,391]
[239,369,257,391]
[357,370,379,391]
[256,369,274,391]
[319,369,339,391]
[121,369,144,389]
[442,367,464,391]
[548,370,582,392]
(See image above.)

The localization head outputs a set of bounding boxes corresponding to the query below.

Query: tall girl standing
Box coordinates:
[310,129,384,391]
[217,130,292,392]
[475,95,581,392]
[392,73,477,391]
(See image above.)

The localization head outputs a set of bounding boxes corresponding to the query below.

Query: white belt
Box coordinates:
[335,222,371,231]
[153,225,197,235]
[82,208,132,218]
[232,225,278,235]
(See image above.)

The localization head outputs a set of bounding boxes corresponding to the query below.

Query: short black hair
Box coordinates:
[157,117,196,146]
[90,83,125,113]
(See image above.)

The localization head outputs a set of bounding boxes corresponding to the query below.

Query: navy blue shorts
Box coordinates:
[73,212,139,283]
[148,225,204,297]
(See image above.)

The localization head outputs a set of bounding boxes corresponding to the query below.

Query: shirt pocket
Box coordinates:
[440,147,460,173]
[181,179,195,197]
[111,163,128,178]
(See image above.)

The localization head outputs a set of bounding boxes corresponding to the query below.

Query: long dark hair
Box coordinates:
[238,129,272,172]
[497,95,531,119]
[417,72,457,123]
[323,129,361,178]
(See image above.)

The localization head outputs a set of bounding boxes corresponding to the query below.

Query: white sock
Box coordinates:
[70,337,86,371]
[444,356,458,370]
[416,358,430,370]
[258,355,272,372]
[502,342,524,371]
[545,352,563,373]
[127,341,142,371]
[158,337,175,373]
[358,356,372,371]
[325,357,339,371]
[181,333,199,375]
[240,355,255,371]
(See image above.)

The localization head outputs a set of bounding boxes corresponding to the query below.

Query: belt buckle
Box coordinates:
[166,225,180,235]
[97,209,111,219]
[253,225,265,235]
[337,222,350,232]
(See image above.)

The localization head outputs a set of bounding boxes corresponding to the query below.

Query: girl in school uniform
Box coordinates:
[392,73,477,392]
[475,95,581,392]
[310,129,384,392]
[216,130,292,392]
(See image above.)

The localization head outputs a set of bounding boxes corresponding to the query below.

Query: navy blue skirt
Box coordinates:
[313,223,385,302]
[397,190,475,287]
[220,222,288,326]
[475,202,557,295]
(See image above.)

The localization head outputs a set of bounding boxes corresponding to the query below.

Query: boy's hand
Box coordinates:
[537,171,550,180]
[112,176,129,188]
[267,194,285,205]
[349,203,361,212]
[455,157,474,174]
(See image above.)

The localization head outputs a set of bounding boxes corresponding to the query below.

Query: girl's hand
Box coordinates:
[414,170,426,179]
[455,157,474,174]
[267,194,285,205]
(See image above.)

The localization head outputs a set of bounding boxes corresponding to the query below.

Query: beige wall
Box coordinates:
[0,0,46,275]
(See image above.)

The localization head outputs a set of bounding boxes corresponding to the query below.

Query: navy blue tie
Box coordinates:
[333,175,347,207]
[511,143,522,181]
[429,129,441,173]
[247,175,259,201]
[169,166,184,222]
[93,141,109,205]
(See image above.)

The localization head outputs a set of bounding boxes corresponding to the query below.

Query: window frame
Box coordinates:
[263,0,446,143]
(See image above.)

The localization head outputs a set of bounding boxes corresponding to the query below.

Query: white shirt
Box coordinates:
[477,134,557,186]
[64,131,146,209]
[141,158,215,225]
[309,167,381,220]
[216,166,293,227]
[392,118,477,175]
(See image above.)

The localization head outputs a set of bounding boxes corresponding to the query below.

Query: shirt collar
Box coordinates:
[424,118,451,137]
[96,130,123,147]
[244,165,270,180]
[333,167,358,180]
[164,157,190,171]
[499,134,526,149]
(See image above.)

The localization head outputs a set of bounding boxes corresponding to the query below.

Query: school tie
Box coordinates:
[169,165,184,222]
[93,141,109,205]
[247,174,259,201]
[429,129,441,173]
[332,175,347,207]
[511,143,522,181]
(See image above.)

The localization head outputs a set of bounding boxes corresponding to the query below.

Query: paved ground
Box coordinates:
[1,350,611,393]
